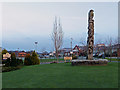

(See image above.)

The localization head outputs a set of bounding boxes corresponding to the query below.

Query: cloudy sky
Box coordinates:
[2,2,118,52]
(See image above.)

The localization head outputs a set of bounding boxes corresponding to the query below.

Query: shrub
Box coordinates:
[4,58,11,67]
[2,49,8,60]
[2,66,22,72]
[10,53,17,67]
[2,49,8,54]
[17,59,23,66]
[24,54,32,65]
[24,51,40,65]
[31,51,40,65]
[2,60,7,64]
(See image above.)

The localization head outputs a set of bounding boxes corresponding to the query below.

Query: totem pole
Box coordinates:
[87,10,94,60]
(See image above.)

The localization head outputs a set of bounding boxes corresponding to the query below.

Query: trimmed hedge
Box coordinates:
[2,66,22,72]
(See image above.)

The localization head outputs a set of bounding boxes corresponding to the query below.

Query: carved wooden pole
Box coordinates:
[87,10,94,60]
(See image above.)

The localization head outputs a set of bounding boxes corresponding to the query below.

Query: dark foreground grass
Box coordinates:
[2,62,118,88]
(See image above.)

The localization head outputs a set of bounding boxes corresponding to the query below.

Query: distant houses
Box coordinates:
[3,53,11,60]
[58,45,84,57]
[2,43,120,60]
[60,48,71,56]
[72,45,83,56]
[94,44,105,55]
[93,44,120,57]
[17,52,26,60]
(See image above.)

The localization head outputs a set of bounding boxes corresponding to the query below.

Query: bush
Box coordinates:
[24,51,40,65]
[17,59,23,66]
[2,49,8,60]
[2,66,22,72]
[31,51,40,65]
[4,53,23,67]
[24,54,32,65]
[2,49,8,54]
[4,58,11,67]
[10,53,17,67]
[2,60,7,64]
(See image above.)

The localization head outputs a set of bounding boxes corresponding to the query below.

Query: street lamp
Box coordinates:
[70,38,73,57]
[35,41,38,52]
[71,38,73,52]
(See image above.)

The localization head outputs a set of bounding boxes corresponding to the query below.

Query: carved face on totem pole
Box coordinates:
[89,10,94,20]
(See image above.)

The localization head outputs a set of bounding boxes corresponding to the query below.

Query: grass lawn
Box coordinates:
[40,58,64,63]
[2,62,118,88]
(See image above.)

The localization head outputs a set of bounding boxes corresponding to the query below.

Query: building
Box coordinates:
[17,52,26,60]
[63,45,83,56]
[62,48,71,56]
[112,44,120,57]
[3,53,11,60]
[94,44,106,55]
[49,51,55,57]
[93,44,120,57]
[72,45,83,56]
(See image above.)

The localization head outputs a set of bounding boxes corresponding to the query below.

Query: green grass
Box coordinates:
[2,62,118,88]
[40,58,64,63]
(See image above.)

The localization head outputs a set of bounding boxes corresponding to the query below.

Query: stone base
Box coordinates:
[71,59,108,66]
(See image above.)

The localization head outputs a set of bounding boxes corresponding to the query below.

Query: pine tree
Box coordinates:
[10,53,17,67]
[24,54,32,65]
[31,51,40,65]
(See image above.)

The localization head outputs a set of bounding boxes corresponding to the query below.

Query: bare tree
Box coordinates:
[112,37,120,59]
[79,37,87,56]
[113,37,118,45]
[52,17,63,62]
[118,37,120,59]
[95,39,101,56]
[105,36,114,61]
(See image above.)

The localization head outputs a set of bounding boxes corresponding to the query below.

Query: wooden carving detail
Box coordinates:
[87,10,94,60]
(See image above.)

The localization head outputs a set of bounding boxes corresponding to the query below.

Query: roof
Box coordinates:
[18,52,26,54]
[96,44,105,47]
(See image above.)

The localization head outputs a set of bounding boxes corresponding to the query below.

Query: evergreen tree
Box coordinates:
[10,53,17,67]
[2,49,8,60]
[2,49,8,54]
[24,54,32,65]
[31,51,40,65]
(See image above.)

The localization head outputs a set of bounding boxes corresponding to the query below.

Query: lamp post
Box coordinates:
[35,41,38,53]
[71,38,73,56]
[71,38,73,52]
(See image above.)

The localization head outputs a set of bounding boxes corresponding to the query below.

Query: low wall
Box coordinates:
[71,59,108,66]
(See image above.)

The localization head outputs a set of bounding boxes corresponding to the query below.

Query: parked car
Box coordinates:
[44,55,49,58]
[93,53,98,57]
[39,55,44,58]
[98,53,104,58]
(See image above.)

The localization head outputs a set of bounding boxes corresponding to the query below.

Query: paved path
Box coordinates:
[108,61,120,62]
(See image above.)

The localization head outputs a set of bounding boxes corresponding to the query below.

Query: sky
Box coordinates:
[2,2,118,52]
